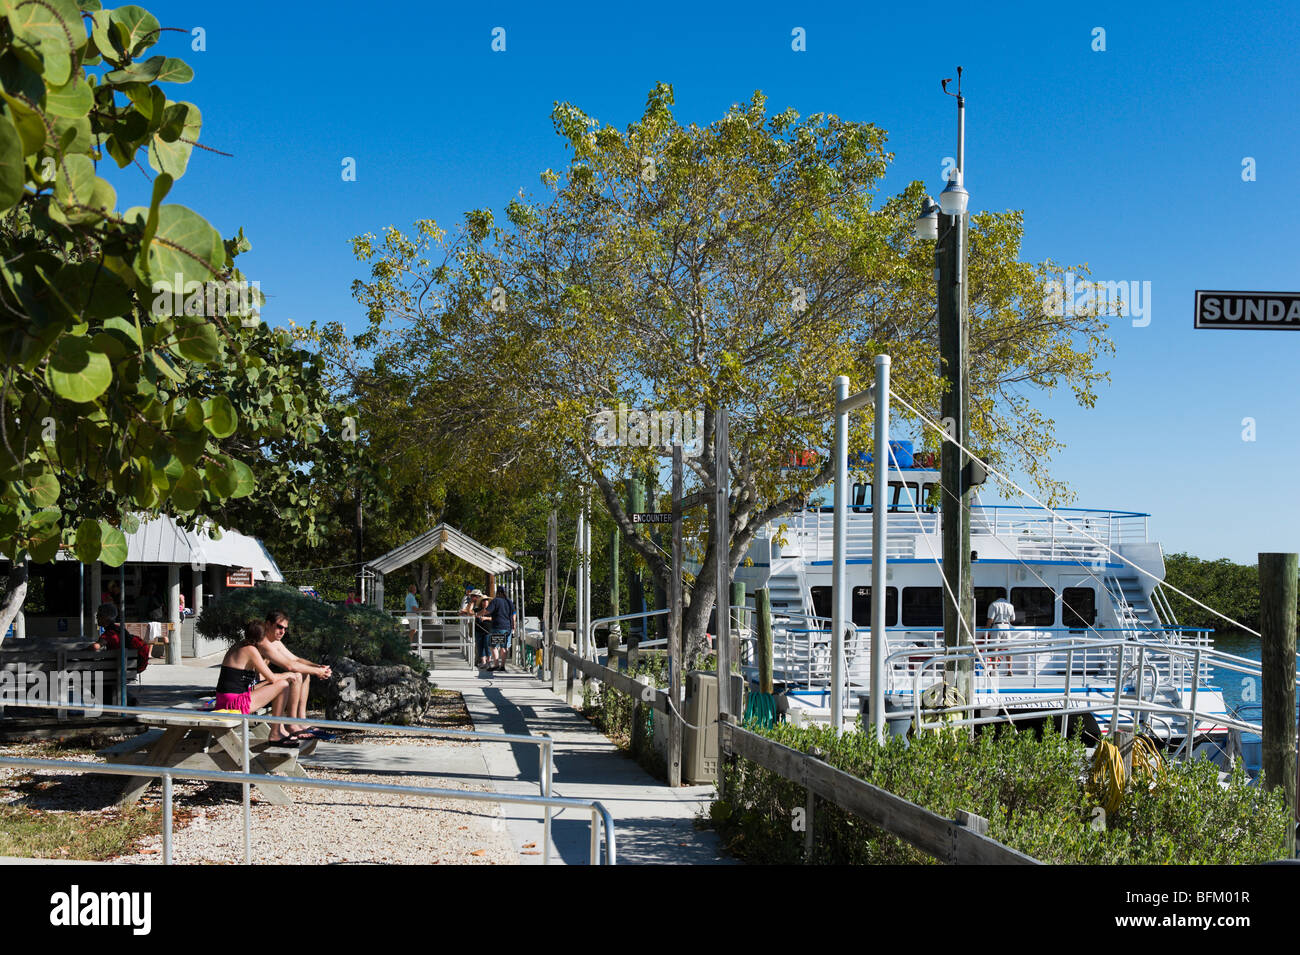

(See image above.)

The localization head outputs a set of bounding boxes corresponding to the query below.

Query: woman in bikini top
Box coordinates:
[215,621,299,746]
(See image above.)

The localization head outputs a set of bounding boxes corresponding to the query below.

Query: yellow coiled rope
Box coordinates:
[1090,735,1165,816]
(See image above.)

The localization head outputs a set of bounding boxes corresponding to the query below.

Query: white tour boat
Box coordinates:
[733,441,1244,760]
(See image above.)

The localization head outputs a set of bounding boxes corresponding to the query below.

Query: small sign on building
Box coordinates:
[226,568,255,588]
[1195,290,1300,329]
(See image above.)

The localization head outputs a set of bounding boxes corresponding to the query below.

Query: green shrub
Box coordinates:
[583,659,668,777]
[196,583,426,674]
[711,722,1290,865]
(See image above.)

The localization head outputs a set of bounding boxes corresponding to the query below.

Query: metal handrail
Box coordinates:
[0,755,615,865]
[4,697,566,864]
[898,641,1270,745]
[584,609,669,660]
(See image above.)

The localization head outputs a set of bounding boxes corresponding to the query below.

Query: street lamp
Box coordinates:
[912,68,975,711]
[913,197,939,241]
[938,170,969,216]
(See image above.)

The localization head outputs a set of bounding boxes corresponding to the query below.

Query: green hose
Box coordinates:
[743,690,778,728]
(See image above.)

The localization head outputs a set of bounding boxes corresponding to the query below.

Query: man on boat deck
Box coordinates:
[985,595,1016,674]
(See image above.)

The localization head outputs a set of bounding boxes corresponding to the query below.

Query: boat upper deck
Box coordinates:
[785,466,1150,564]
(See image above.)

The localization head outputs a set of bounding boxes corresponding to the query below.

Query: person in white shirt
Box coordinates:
[405,584,420,643]
[985,595,1016,674]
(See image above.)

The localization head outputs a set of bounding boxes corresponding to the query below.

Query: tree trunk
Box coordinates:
[0,562,29,649]
[414,562,433,610]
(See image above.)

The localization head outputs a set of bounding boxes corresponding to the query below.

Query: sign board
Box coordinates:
[515,549,547,557]
[632,513,674,525]
[1195,290,1300,329]
[678,491,705,511]
[226,568,255,588]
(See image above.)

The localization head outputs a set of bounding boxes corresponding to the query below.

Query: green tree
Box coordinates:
[282,319,573,611]
[0,1,346,639]
[1162,553,1266,637]
[350,85,1112,660]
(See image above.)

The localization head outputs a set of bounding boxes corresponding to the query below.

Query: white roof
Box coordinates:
[367,523,520,576]
[124,517,283,581]
[18,516,284,580]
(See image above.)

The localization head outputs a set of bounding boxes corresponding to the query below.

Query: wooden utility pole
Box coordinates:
[714,407,732,718]
[354,474,365,600]
[626,478,646,650]
[608,526,620,662]
[626,479,645,753]
[668,443,684,786]
[756,587,774,696]
[1259,552,1297,856]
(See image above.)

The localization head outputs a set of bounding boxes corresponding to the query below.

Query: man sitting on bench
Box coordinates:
[255,611,332,740]
[89,604,166,674]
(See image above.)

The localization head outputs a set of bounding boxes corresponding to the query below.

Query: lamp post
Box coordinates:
[915,69,974,708]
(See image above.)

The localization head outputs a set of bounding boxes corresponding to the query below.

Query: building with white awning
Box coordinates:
[1,516,283,659]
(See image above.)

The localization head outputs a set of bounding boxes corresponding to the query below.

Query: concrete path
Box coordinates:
[428,652,730,865]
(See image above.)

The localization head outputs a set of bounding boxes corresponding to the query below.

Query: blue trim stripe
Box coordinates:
[808,558,1126,568]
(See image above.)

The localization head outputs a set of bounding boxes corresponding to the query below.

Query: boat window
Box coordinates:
[893,482,921,513]
[921,483,939,513]
[809,586,897,627]
[1010,587,1055,626]
[901,587,945,627]
[1062,587,1097,630]
[851,483,871,512]
[975,587,1007,624]
[851,585,898,627]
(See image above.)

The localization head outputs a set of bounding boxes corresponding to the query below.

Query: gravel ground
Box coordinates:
[0,691,525,865]
[114,770,520,865]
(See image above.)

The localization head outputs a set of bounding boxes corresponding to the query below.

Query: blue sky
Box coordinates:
[129,0,1300,563]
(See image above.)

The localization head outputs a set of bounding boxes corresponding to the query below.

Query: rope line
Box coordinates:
[888,387,1261,638]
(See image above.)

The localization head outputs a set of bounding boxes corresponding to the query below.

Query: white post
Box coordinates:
[166,563,181,664]
[90,562,102,618]
[831,376,850,733]
[577,497,588,658]
[584,496,592,659]
[870,355,891,743]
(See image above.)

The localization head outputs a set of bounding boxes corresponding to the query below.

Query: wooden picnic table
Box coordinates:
[103,707,313,806]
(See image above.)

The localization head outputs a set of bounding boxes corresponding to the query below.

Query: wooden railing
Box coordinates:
[718,717,1040,865]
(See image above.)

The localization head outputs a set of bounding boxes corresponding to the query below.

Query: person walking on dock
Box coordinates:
[484,586,516,672]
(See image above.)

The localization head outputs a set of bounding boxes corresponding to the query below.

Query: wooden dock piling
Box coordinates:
[1258,552,1297,856]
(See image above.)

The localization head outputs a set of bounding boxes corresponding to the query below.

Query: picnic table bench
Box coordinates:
[102,703,315,806]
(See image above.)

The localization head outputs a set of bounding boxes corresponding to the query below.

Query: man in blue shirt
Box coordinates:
[485,586,516,671]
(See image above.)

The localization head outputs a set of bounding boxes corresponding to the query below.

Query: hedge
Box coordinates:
[196,583,427,674]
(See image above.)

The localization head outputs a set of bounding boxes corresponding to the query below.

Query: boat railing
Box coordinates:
[894,639,1276,754]
[781,505,1149,563]
[738,625,1220,693]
